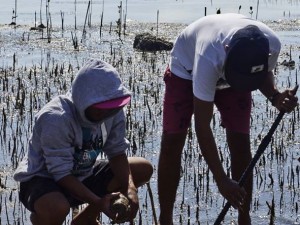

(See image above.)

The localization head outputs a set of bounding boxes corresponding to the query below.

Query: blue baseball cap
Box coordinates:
[224,25,270,91]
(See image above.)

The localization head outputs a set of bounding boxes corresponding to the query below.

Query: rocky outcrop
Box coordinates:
[133,33,173,51]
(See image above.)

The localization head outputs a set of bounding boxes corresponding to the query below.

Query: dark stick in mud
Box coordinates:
[147,182,158,225]
[214,85,298,225]
[82,0,91,39]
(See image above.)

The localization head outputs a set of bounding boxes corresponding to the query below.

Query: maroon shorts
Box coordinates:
[163,68,252,134]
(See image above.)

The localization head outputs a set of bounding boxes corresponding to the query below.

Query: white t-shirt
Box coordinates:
[169,13,281,102]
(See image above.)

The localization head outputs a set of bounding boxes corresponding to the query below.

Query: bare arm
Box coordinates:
[57,174,117,218]
[259,71,278,98]
[109,154,138,221]
[58,175,100,204]
[193,97,227,182]
[109,154,137,194]
[193,96,246,209]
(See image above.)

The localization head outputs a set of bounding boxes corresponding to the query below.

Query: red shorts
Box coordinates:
[163,68,252,134]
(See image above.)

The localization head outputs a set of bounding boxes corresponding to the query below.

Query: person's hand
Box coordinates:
[110,193,131,223]
[103,190,138,224]
[272,86,298,113]
[217,176,247,211]
[94,192,122,220]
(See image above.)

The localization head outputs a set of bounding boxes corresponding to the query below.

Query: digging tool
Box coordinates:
[214,85,298,225]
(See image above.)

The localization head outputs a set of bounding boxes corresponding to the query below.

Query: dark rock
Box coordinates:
[133,32,173,51]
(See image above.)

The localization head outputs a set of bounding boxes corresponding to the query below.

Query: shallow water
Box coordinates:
[0,1,300,225]
[1,0,300,25]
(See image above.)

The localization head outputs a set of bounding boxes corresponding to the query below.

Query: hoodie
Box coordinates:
[14,59,131,182]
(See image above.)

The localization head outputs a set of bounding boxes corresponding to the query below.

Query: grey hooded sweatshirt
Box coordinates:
[14,59,131,182]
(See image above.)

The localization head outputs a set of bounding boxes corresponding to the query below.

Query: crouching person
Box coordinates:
[13,59,153,225]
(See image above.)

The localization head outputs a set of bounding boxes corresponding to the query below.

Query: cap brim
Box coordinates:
[92,96,131,109]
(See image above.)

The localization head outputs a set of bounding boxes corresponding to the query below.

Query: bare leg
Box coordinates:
[226,130,252,225]
[31,192,70,225]
[128,156,154,186]
[158,132,187,225]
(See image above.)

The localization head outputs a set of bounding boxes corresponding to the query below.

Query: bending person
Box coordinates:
[158,13,298,225]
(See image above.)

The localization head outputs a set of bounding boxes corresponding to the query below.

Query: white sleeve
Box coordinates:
[193,55,220,102]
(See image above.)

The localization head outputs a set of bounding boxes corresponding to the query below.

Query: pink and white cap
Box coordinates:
[92,95,131,109]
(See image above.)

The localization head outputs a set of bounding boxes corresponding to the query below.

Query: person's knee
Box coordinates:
[38,201,69,219]
[129,157,153,185]
[142,159,153,182]
[34,193,70,223]
[54,200,70,217]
